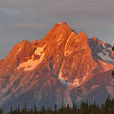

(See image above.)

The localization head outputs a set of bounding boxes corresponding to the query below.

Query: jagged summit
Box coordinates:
[55,22,70,27]
[89,37,113,64]
[92,36,106,45]
[1,23,113,73]
[0,23,113,110]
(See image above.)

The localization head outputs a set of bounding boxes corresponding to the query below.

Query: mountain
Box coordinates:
[0,22,113,111]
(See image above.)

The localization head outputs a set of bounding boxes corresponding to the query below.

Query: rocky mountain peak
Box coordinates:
[43,22,72,43]
[6,40,36,62]
[0,23,114,110]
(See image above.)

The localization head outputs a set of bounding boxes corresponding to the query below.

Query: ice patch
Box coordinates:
[58,77,73,86]
[58,65,80,87]
[58,70,73,86]
[35,45,46,55]
[17,53,45,71]
[18,45,46,71]
[97,52,112,61]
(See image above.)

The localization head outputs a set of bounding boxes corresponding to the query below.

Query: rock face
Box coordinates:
[0,22,114,111]
[89,37,113,64]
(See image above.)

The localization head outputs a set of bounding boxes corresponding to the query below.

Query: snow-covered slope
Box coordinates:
[89,37,113,64]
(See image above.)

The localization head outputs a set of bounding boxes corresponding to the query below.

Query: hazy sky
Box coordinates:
[0,0,114,59]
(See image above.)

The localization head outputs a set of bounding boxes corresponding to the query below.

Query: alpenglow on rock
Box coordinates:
[0,22,113,111]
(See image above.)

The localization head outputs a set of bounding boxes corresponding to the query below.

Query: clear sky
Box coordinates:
[0,0,114,59]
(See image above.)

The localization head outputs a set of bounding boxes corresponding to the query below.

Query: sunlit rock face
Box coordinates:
[0,22,113,111]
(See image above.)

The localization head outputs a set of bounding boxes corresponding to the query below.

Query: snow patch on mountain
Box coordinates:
[17,53,45,71]
[58,70,80,86]
[58,77,73,86]
[35,45,46,55]
[58,69,74,86]
[97,52,113,62]
[17,45,47,71]
[58,71,70,85]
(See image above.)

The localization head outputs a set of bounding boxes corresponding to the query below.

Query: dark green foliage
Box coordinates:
[112,71,114,77]
[21,104,28,114]
[33,104,37,114]
[17,105,21,114]
[112,46,114,76]
[0,109,3,114]
[112,46,114,51]
[104,97,114,114]
[1,97,114,114]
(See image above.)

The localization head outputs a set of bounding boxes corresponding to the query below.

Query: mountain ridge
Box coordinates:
[0,22,113,111]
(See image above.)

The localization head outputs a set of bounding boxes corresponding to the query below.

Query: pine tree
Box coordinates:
[0,109,3,114]
[10,107,13,114]
[54,104,57,114]
[112,46,114,77]
[17,105,21,114]
[41,104,45,114]
[112,46,114,51]
[22,103,28,114]
[80,102,89,114]
[33,104,37,114]
[30,106,33,114]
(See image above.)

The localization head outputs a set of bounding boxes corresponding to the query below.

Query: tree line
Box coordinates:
[112,46,114,77]
[0,96,113,114]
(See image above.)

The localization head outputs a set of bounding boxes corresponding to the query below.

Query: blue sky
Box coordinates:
[0,0,114,59]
